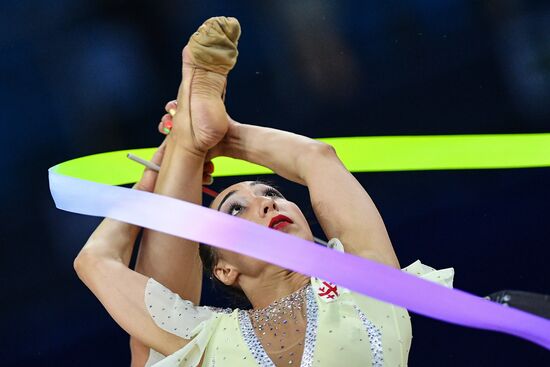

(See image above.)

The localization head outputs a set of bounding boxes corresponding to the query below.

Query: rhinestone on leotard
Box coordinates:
[238,285,318,367]
[353,304,384,367]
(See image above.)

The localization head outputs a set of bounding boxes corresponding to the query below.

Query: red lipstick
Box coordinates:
[269,214,293,230]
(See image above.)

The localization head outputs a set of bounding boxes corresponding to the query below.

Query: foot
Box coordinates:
[172,17,241,154]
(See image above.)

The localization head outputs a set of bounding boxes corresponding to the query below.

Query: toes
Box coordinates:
[221,17,241,44]
[187,17,241,75]
[201,17,241,44]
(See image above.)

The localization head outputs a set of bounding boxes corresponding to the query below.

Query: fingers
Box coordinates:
[135,142,164,192]
[202,173,214,185]
[159,113,173,135]
[202,160,214,185]
[150,100,216,188]
[204,161,214,175]
[164,100,178,115]
[159,101,178,134]
[150,140,167,166]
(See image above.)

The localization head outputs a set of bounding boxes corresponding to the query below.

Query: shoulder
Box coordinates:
[309,238,349,303]
[145,278,232,339]
[144,279,235,367]
[310,238,455,304]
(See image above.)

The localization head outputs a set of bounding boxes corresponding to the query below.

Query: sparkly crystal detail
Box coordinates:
[247,284,308,333]
[239,311,276,366]
[353,305,384,367]
[301,285,318,367]
[238,285,318,367]
[206,306,233,314]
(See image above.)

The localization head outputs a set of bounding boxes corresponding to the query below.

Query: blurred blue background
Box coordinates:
[1,0,549,365]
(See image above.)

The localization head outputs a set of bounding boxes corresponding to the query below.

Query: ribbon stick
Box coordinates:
[48,133,550,349]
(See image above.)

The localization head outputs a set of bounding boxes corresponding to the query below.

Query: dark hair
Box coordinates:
[199,243,252,308]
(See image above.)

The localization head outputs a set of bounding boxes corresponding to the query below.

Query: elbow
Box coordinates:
[74,242,124,285]
[73,248,101,281]
[73,249,90,278]
[308,141,337,160]
[299,142,339,181]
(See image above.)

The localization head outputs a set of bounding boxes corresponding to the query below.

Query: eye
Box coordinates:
[228,203,245,216]
[263,187,284,199]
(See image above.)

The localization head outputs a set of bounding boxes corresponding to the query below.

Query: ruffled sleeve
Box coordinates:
[311,239,455,304]
[402,260,454,288]
[144,278,229,367]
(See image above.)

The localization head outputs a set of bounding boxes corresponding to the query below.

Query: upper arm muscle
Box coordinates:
[304,145,400,268]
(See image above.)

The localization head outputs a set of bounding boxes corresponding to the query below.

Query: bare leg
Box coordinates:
[131,17,240,366]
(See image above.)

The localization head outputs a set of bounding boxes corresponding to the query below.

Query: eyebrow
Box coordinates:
[216,190,238,211]
[216,182,272,211]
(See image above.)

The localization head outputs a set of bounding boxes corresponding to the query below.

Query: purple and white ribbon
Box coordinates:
[48,169,550,349]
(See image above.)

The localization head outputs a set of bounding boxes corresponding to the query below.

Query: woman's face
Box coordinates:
[210,181,314,281]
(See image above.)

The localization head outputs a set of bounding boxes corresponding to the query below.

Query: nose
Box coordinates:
[259,197,278,217]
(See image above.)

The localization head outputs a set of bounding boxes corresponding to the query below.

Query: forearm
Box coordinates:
[223,121,327,185]
[224,120,399,267]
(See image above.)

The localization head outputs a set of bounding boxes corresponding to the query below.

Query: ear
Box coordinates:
[213,259,240,287]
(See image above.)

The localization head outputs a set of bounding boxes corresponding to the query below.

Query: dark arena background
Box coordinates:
[2,0,549,366]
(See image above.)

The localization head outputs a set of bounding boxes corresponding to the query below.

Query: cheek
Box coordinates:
[287,203,313,237]
[288,203,308,225]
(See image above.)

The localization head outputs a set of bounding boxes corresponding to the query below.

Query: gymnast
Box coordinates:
[74,17,454,367]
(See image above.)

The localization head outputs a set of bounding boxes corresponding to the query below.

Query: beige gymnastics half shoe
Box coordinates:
[186,16,241,76]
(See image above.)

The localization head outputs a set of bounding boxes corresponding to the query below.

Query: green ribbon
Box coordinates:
[51,133,550,185]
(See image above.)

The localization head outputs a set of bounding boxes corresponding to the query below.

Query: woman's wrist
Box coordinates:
[218,120,332,184]
[219,119,243,159]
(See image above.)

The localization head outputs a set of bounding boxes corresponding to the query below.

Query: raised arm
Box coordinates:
[219,118,400,268]
[73,146,193,357]
[77,46,231,365]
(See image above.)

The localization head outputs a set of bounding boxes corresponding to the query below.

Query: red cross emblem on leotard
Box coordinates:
[317,281,339,300]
